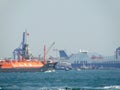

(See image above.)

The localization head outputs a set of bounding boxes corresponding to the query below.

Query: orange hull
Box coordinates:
[0,59,45,69]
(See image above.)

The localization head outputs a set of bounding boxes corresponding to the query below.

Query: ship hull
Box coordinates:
[0,62,57,72]
[0,68,44,72]
[71,62,120,69]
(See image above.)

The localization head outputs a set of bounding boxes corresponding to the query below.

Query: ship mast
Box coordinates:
[44,45,46,64]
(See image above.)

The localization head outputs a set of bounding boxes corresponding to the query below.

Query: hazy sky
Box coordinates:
[0,0,120,58]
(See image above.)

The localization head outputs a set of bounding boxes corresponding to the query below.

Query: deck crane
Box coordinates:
[46,42,55,55]
[39,42,55,60]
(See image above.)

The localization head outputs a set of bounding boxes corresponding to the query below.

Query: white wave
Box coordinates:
[22,86,66,90]
[1,85,66,90]
[3,85,120,90]
[37,87,66,90]
[103,85,120,89]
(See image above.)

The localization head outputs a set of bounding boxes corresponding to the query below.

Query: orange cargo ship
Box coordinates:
[0,31,57,72]
[0,59,46,72]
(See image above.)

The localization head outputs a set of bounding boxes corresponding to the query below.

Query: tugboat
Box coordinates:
[0,31,57,72]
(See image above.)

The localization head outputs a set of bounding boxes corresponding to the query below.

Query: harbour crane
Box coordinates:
[13,31,31,59]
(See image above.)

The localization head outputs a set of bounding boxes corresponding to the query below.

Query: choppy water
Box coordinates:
[0,70,120,90]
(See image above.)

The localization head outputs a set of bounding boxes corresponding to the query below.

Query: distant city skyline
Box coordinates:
[0,0,120,58]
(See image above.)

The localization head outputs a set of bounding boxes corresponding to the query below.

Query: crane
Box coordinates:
[13,31,30,59]
[46,42,55,55]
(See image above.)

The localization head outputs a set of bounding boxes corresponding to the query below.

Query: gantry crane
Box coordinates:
[13,31,30,59]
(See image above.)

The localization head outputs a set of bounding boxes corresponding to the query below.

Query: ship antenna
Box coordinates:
[44,45,46,64]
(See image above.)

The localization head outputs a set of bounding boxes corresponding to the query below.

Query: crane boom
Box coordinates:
[46,42,55,54]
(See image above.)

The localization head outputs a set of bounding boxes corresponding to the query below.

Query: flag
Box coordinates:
[26,33,29,36]
[25,29,29,36]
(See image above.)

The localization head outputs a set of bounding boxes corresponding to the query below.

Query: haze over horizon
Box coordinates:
[0,0,120,58]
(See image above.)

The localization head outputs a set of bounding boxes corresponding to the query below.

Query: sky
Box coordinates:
[0,0,120,58]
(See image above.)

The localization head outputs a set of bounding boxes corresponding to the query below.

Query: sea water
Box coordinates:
[0,70,120,90]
